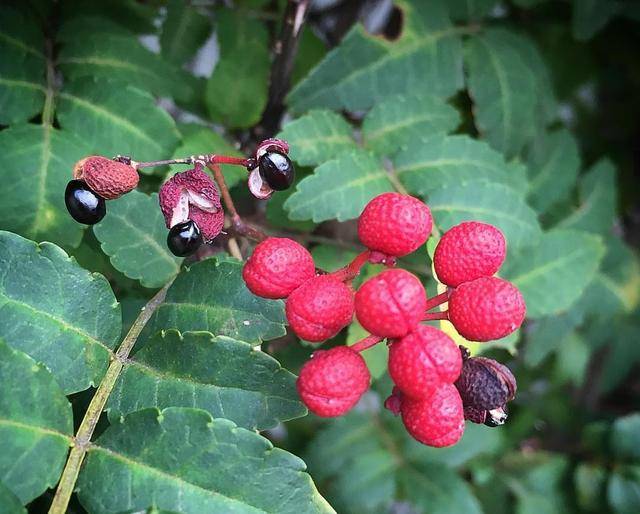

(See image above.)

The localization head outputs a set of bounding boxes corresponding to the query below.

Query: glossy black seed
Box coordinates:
[258,151,294,191]
[65,180,106,225]
[167,220,203,257]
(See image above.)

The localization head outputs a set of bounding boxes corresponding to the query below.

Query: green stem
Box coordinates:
[48,284,170,514]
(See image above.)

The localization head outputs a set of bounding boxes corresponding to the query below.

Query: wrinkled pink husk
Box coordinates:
[159,166,224,241]
[255,138,289,161]
[248,168,273,199]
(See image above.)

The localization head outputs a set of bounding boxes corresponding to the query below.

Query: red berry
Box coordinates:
[297,346,370,417]
[401,383,465,447]
[355,269,426,338]
[388,325,462,399]
[448,276,526,342]
[434,222,506,287]
[358,193,432,257]
[73,156,139,200]
[243,238,315,299]
[286,275,354,342]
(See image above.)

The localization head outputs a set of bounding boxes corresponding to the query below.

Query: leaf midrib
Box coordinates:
[509,246,594,287]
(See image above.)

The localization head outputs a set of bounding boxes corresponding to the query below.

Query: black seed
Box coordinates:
[258,151,294,191]
[65,180,106,225]
[167,220,203,257]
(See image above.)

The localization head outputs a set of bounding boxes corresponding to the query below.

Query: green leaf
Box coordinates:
[0,6,46,124]
[160,0,211,66]
[608,466,640,514]
[556,158,617,235]
[447,0,497,21]
[278,110,356,167]
[611,413,640,462]
[524,312,582,367]
[288,0,463,113]
[285,149,393,222]
[573,0,621,40]
[0,231,121,394]
[501,230,605,318]
[0,481,25,514]
[108,330,305,430]
[465,29,537,157]
[0,340,72,503]
[553,332,590,385]
[394,135,515,195]
[574,463,607,512]
[139,257,286,346]
[527,130,581,213]
[77,408,334,514]
[205,9,269,128]
[57,79,180,162]
[362,94,460,155]
[427,181,542,249]
[171,124,244,187]
[292,28,327,86]
[0,124,91,248]
[93,191,182,289]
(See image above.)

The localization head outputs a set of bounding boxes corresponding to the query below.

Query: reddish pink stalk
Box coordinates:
[425,291,450,311]
[351,334,384,353]
[209,155,252,167]
[329,250,372,282]
[422,311,449,321]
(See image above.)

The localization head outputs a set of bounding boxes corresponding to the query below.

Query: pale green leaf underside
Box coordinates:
[278,110,356,166]
[0,231,121,394]
[363,94,460,156]
[108,330,305,430]
[501,229,605,318]
[0,341,72,504]
[465,29,537,157]
[284,149,393,222]
[139,257,286,346]
[94,191,182,289]
[427,181,542,249]
[288,0,463,113]
[77,408,334,514]
[57,79,180,162]
[0,124,91,248]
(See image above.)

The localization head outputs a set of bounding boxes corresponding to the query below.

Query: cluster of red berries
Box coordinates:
[243,192,525,447]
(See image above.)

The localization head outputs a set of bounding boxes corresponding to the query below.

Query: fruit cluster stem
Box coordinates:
[329,250,372,282]
[351,334,384,353]
[425,291,450,311]
[422,311,449,321]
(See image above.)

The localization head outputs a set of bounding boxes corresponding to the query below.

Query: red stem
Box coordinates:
[209,155,252,168]
[425,291,450,311]
[351,334,384,353]
[329,250,371,282]
[422,311,449,321]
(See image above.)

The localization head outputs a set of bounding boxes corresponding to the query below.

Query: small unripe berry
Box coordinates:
[358,193,432,257]
[434,221,506,287]
[73,156,139,200]
[448,276,526,342]
[355,269,427,338]
[243,237,315,299]
[388,325,462,399]
[286,275,354,342]
[297,346,370,417]
[401,383,465,447]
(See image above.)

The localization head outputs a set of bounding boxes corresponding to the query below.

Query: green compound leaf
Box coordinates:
[0,6,46,125]
[465,29,537,158]
[527,129,580,214]
[278,110,356,167]
[556,158,617,235]
[0,231,121,394]
[288,0,463,113]
[205,9,270,128]
[0,481,25,514]
[447,0,498,22]
[57,79,180,162]
[93,191,182,289]
[77,408,334,514]
[108,330,305,430]
[362,94,460,156]
[394,135,516,196]
[502,229,605,318]
[160,0,212,66]
[427,181,542,249]
[0,124,91,248]
[0,340,73,504]
[284,149,393,222]
[611,413,640,462]
[608,466,640,514]
[139,257,286,346]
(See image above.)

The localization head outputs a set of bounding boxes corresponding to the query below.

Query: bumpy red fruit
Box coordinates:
[358,193,432,257]
[355,269,427,338]
[448,276,525,342]
[297,346,370,417]
[286,275,354,342]
[73,156,139,200]
[400,383,465,447]
[243,238,315,299]
[388,325,462,399]
[434,221,506,287]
